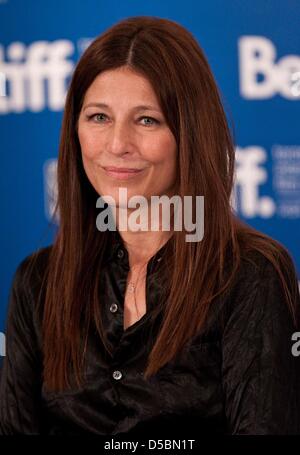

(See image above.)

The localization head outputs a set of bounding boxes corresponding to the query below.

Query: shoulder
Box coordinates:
[232,243,298,294]
[4,246,53,346]
[8,244,52,323]
[10,245,53,304]
[222,244,300,330]
[2,248,53,373]
[13,245,52,279]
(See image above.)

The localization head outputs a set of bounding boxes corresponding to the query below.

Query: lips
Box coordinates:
[102,166,145,180]
[104,166,143,172]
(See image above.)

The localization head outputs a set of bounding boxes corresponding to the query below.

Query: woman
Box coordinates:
[0,16,299,436]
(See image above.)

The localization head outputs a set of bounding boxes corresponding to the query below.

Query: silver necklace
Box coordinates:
[125,241,166,317]
[126,263,148,317]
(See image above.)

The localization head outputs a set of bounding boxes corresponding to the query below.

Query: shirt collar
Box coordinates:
[104,229,172,267]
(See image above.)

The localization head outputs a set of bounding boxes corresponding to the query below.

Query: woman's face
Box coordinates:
[77,66,177,207]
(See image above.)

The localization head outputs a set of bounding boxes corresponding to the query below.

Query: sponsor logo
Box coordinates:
[0,70,5,96]
[43,158,58,222]
[0,331,5,356]
[272,145,300,218]
[238,36,300,99]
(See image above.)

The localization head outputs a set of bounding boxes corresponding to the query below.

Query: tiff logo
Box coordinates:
[0,40,74,113]
[231,146,275,218]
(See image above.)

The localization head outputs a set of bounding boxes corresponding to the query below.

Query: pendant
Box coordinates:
[127,282,135,293]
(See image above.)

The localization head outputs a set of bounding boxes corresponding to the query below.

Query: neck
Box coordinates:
[114,206,172,268]
[118,228,172,268]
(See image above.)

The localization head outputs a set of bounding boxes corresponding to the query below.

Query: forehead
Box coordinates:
[83,67,160,106]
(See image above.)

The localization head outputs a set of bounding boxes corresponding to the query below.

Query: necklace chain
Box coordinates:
[126,262,148,317]
[124,239,168,318]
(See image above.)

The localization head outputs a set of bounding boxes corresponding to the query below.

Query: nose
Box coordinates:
[105,120,136,157]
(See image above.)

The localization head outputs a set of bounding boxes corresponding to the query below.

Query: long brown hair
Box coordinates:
[39,16,299,391]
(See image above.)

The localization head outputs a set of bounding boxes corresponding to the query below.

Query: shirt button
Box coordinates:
[109,303,118,313]
[112,370,122,380]
[117,248,124,259]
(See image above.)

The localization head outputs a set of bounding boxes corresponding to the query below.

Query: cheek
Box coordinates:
[146,134,177,165]
[157,139,177,177]
[78,127,100,160]
[146,139,177,192]
[78,130,100,186]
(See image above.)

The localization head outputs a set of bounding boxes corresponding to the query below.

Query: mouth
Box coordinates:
[101,166,145,180]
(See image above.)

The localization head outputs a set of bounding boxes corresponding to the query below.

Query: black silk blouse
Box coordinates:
[0,232,300,436]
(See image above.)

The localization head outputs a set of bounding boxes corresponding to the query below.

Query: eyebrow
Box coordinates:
[83,102,162,113]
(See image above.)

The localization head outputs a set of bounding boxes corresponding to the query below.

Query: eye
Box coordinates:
[88,113,107,123]
[139,116,160,126]
[86,113,160,126]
